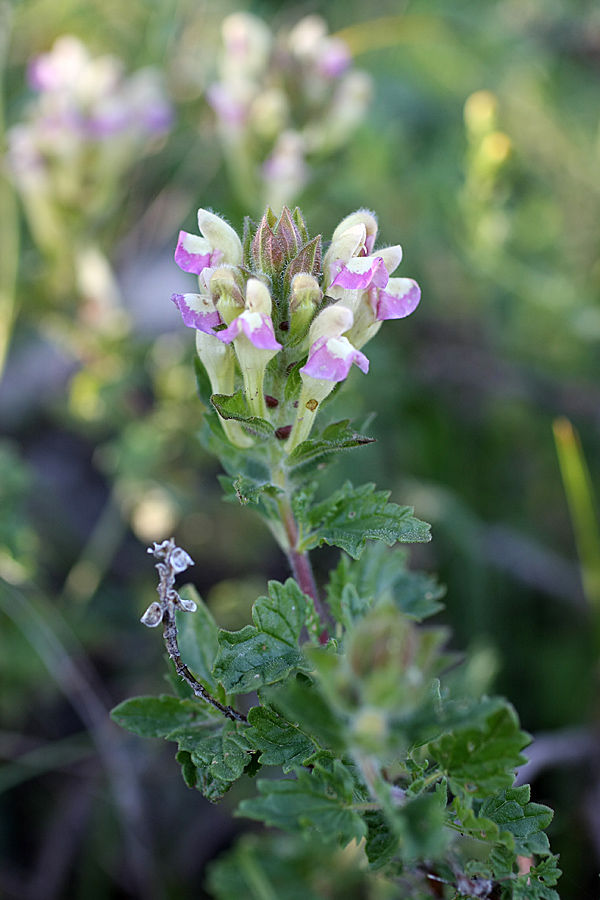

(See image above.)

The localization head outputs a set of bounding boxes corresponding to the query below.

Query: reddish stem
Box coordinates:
[280,497,329,643]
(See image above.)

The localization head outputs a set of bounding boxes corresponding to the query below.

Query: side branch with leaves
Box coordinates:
[112,207,561,898]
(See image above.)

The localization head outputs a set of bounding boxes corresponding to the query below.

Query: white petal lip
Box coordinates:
[171,293,222,333]
[174,231,215,274]
[301,335,369,381]
[197,208,243,266]
[217,310,282,350]
[372,278,421,321]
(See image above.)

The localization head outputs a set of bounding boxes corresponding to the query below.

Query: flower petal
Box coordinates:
[171,293,222,333]
[217,310,282,350]
[378,244,403,275]
[301,335,369,381]
[371,278,421,321]
[174,231,218,274]
[330,254,389,291]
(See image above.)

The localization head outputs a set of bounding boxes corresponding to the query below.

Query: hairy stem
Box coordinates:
[277,492,329,642]
[162,605,247,724]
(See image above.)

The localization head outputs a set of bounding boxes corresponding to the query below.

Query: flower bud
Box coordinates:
[251,208,286,276]
[210,266,245,325]
[197,208,243,266]
[288,273,322,344]
[330,209,378,254]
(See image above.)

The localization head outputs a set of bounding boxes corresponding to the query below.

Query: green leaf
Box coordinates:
[246,705,316,773]
[219,473,283,506]
[194,356,213,407]
[207,832,367,900]
[213,579,310,694]
[187,724,254,802]
[326,543,445,628]
[285,420,376,478]
[176,585,219,693]
[395,788,448,860]
[238,761,367,847]
[428,702,530,797]
[263,673,345,754]
[452,795,513,849]
[211,390,275,438]
[301,481,431,559]
[176,749,198,788]
[110,695,212,738]
[200,414,271,482]
[480,785,554,854]
[363,809,399,870]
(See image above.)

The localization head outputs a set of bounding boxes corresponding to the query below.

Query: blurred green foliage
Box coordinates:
[1,0,600,897]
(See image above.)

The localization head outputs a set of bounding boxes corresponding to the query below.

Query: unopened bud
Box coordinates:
[197,208,243,266]
[252,208,286,276]
[210,266,245,325]
[288,273,322,344]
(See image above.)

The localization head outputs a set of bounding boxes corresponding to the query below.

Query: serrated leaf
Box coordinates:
[188,724,254,802]
[238,762,366,847]
[226,474,283,505]
[326,543,445,629]
[285,420,376,477]
[480,786,554,853]
[176,585,219,693]
[453,796,514,849]
[211,390,275,438]
[110,695,212,737]
[246,705,316,772]
[176,749,198,788]
[263,672,345,754]
[301,481,431,559]
[363,809,399,870]
[428,702,530,797]
[213,579,310,694]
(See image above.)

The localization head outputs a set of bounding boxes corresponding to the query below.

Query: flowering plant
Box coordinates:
[112,207,560,898]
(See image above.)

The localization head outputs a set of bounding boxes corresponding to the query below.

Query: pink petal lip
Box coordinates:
[174,230,223,275]
[330,255,389,292]
[300,335,369,382]
[217,311,282,350]
[171,293,222,333]
[371,278,421,321]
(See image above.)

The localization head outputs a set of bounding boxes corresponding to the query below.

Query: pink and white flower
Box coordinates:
[171,291,222,334]
[217,279,281,351]
[174,209,243,277]
[301,333,369,381]
[370,277,421,322]
[300,304,368,382]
